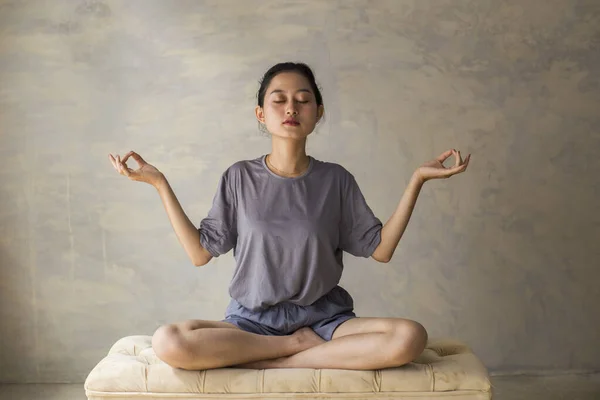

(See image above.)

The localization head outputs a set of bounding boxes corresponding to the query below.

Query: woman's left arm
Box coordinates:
[371,149,471,263]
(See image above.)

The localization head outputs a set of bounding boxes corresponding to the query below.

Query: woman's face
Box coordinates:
[256,72,324,140]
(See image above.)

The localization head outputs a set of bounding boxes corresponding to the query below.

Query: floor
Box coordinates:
[490,373,600,399]
[0,373,598,399]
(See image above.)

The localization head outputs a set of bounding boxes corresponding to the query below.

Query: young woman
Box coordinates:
[108,62,470,371]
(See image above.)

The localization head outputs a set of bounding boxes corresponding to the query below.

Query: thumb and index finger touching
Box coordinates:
[108,151,146,167]
[436,148,471,177]
[108,151,147,178]
[120,150,146,166]
[436,149,454,164]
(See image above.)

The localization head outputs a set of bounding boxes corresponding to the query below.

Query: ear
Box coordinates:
[255,105,265,123]
[316,104,324,123]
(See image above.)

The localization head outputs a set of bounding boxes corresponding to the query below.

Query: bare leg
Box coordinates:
[152,320,324,370]
[235,328,326,369]
[236,318,428,370]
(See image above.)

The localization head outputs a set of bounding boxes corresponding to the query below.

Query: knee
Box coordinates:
[152,324,192,368]
[390,321,428,363]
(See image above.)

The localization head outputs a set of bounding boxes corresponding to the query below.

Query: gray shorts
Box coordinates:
[221,285,356,341]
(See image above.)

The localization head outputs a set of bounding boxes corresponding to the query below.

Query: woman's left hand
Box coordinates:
[415,149,471,183]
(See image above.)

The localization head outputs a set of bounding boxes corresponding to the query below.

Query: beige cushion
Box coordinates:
[84,335,491,400]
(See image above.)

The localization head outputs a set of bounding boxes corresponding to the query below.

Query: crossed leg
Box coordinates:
[152,320,324,370]
[236,317,428,370]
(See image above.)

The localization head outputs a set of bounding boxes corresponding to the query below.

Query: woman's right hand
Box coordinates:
[108,151,165,188]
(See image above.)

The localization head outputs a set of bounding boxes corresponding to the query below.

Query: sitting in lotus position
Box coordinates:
[108,62,470,371]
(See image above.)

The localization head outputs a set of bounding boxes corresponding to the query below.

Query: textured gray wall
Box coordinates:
[1,0,599,383]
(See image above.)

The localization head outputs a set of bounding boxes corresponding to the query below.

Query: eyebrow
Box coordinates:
[269,89,312,95]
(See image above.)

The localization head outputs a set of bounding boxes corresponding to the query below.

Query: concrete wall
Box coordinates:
[1,0,598,383]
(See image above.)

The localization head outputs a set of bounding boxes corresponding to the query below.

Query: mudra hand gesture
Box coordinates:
[416,149,471,183]
[108,151,165,188]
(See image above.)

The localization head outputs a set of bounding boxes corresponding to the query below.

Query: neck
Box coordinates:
[267,137,309,175]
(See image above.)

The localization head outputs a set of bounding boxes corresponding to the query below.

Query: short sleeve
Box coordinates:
[198,171,237,257]
[339,173,383,257]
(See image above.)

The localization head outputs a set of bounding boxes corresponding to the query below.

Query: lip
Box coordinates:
[283,120,300,126]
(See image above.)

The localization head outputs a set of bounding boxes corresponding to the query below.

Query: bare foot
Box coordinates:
[293,327,326,352]
[233,328,325,369]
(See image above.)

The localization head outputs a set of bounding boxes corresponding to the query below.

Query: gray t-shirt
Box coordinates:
[199,155,382,311]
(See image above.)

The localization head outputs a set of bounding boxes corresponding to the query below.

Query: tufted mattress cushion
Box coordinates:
[84,335,491,400]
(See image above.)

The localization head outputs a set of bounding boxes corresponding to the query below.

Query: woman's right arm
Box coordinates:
[109,151,213,267]
[154,177,213,266]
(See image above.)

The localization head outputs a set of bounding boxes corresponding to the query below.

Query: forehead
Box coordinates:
[268,72,312,95]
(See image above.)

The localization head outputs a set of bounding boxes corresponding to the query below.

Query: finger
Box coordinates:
[116,155,124,175]
[121,163,132,177]
[111,156,122,173]
[131,151,146,165]
[121,150,135,164]
[463,154,471,168]
[453,150,460,168]
[118,155,132,177]
[450,156,470,174]
[108,154,118,170]
[116,155,127,176]
[436,149,454,164]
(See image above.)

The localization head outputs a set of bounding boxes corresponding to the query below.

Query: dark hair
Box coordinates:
[256,62,325,131]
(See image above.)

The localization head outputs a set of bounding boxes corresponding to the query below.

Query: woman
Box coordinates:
[108,62,470,371]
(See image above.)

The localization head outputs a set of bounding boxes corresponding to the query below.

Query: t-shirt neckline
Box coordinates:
[261,154,314,180]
